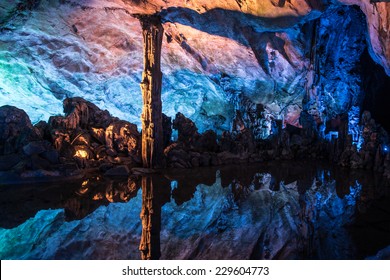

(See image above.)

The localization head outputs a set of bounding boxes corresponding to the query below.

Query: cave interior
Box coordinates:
[0,0,390,260]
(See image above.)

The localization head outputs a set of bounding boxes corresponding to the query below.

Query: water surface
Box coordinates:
[0,161,389,259]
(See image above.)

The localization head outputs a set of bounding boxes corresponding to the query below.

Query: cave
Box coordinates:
[0,0,390,261]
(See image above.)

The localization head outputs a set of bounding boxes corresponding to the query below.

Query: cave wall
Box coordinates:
[0,0,389,137]
[361,48,390,132]
[303,5,367,122]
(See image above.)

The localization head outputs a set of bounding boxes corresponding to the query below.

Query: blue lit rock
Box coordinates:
[0,0,389,136]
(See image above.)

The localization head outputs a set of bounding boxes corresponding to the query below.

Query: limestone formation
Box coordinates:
[139,175,170,260]
[0,106,38,155]
[139,176,159,260]
[139,15,164,169]
[0,99,143,183]
[162,113,172,149]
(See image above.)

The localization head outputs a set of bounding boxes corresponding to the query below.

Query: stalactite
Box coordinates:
[138,14,164,168]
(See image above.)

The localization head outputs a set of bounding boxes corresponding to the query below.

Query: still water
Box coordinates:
[0,161,389,259]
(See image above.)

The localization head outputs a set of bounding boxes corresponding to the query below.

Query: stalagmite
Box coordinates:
[139,14,164,168]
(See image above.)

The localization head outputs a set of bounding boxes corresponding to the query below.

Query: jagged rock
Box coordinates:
[106,148,118,157]
[27,154,53,171]
[51,131,74,158]
[45,98,143,169]
[196,130,219,152]
[105,120,141,162]
[162,113,172,148]
[62,97,113,130]
[34,121,50,139]
[164,143,191,168]
[41,149,60,164]
[229,110,256,153]
[173,112,199,145]
[0,106,38,155]
[71,132,92,147]
[22,140,51,156]
[233,129,255,154]
[220,131,236,152]
[299,111,318,140]
[90,127,106,144]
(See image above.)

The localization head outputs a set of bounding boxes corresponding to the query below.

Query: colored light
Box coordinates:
[75,149,88,158]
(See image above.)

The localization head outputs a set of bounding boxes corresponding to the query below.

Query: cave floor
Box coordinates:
[0,160,389,260]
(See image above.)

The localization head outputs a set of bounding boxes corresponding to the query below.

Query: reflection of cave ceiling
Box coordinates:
[0,0,389,135]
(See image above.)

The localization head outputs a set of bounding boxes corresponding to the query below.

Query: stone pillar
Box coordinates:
[139,176,161,260]
[139,15,164,168]
[138,175,171,260]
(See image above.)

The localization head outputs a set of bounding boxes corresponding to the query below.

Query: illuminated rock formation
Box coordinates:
[139,175,170,260]
[139,176,161,260]
[138,15,164,168]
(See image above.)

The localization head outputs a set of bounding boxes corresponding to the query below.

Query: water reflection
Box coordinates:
[136,161,390,259]
[0,160,389,259]
[139,176,170,260]
[0,175,141,228]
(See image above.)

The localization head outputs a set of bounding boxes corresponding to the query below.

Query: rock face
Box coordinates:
[339,0,390,75]
[173,112,200,146]
[0,98,143,183]
[0,0,389,138]
[0,105,38,155]
[0,105,64,180]
[49,97,142,169]
[2,98,389,181]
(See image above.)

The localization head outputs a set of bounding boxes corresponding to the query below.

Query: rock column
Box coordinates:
[139,15,164,168]
[138,175,170,260]
[139,176,161,260]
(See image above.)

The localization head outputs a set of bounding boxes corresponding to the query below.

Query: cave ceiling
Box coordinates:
[0,0,389,134]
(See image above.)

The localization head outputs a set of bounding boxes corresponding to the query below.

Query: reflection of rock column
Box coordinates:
[139,176,161,260]
[139,15,164,168]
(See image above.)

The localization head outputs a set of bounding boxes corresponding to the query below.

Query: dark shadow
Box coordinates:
[160,7,315,46]
[160,7,317,76]
[361,48,390,132]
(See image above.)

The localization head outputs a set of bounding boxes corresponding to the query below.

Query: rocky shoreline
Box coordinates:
[1,97,390,184]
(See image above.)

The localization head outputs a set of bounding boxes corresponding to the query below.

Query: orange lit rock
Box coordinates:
[139,15,164,168]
